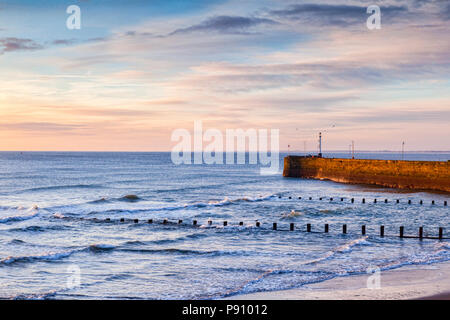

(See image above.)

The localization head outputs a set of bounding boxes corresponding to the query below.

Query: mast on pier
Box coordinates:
[318,132,322,158]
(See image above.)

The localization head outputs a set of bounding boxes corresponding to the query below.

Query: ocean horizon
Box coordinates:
[0,152,448,299]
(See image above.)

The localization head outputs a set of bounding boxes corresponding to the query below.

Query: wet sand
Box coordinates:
[225,261,450,300]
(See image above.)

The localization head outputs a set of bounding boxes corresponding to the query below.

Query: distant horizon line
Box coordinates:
[0,150,449,153]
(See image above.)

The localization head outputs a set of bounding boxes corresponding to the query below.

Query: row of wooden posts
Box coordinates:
[105,217,447,240]
[279,196,448,206]
[274,222,445,240]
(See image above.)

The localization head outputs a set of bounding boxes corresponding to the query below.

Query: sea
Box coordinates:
[0,151,448,299]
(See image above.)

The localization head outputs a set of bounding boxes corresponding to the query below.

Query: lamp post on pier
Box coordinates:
[318,132,322,158]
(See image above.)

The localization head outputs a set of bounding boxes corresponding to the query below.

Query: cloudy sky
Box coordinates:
[0,0,449,151]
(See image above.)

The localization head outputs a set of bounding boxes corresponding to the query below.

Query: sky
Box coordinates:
[0,0,449,151]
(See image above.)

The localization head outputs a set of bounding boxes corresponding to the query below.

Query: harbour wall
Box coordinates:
[283,156,450,193]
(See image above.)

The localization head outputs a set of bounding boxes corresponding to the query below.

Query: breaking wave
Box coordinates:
[0,244,117,266]
[0,205,39,224]
[303,236,371,265]
[18,184,101,193]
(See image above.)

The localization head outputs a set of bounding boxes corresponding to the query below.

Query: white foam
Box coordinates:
[0,211,39,224]
[335,236,370,253]
[53,212,65,219]
[303,236,370,265]
[282,210,304,218]
[0,243,117,265]
[1,250,76,265]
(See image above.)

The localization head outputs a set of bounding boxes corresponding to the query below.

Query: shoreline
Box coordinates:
[225,261,450,300]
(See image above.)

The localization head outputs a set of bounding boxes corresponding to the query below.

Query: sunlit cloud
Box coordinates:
[0,37,44,54]
[0,0,448,151]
